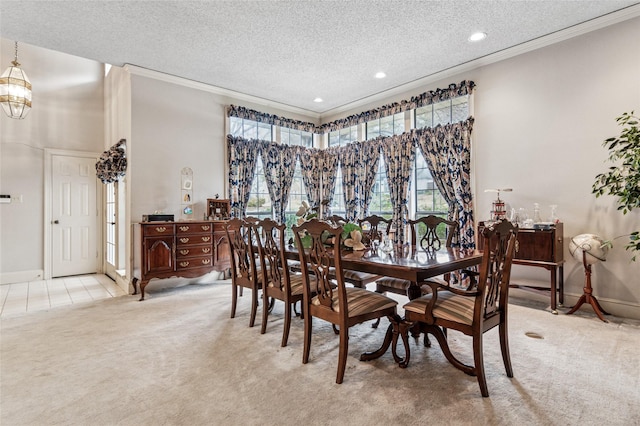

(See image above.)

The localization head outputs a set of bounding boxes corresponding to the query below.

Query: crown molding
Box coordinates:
[318,4,640,120]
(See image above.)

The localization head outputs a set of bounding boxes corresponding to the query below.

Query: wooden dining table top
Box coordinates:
[285,244,483,283]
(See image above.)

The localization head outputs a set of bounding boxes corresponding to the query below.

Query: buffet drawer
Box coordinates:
[177,234,212,245]
[176,256,213,270]
[177,223,213,234]
[176,246,213,258]
[143,224,175,236]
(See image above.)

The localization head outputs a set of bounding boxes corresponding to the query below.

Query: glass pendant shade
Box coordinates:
[0,43,32,119]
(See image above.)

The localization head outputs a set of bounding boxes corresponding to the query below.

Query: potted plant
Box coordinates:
[592,111,640,260]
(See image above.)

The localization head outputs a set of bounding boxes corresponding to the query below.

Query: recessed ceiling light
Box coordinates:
[313,97,323,103]
[375,72,386,79]
[468,32,487,42]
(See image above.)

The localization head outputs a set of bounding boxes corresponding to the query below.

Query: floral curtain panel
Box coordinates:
[227,135,260,218]
[321,147,340,217]
[380,133,416,245]
[358,139,381,218]
[96,139,127,184]
[338,144,361,222]
[260,141,299,223]
[298,147,323,212]
[416,118,475,249]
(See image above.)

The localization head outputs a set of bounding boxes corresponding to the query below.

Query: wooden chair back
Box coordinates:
[358,214,392,246]
[225,218,259,288]
[255,218,290,294]
[292,219,346,319]
[475,219,519,322]
[408,215,458,252]
[225,217,262,326]
[327,215,347,225]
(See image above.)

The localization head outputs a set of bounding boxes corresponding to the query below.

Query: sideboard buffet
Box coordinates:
[132,220,231,300]
[478,222,564,314]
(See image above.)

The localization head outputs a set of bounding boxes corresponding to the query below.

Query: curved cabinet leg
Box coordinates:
[139,280,149,301]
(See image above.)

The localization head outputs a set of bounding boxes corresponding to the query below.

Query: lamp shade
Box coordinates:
[1,42,32,120]
[0,61,32,119]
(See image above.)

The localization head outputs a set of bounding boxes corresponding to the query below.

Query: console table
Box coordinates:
[478,222,564,314]
[132,220,231,300]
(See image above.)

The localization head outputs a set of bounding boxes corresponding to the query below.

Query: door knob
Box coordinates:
[52,220,59,224]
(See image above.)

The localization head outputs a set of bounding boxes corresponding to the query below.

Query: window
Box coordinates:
[229,118,316,226]
[413,95,470,220]
[366,112,405,139]
[415,96,469,130]
[328,125,358,217]
[367,155,392,218]
[229,117,273,219]
[415,153,448,215]
[281,127,314,231]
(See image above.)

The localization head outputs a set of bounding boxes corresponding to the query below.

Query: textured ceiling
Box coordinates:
[1,1,638,116]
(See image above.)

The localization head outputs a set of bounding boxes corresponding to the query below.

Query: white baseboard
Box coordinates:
[0,270,45,285]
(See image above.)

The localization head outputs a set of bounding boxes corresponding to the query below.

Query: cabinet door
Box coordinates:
[515,229,554,262]
[144,236,174,275]
[214,231,231,269]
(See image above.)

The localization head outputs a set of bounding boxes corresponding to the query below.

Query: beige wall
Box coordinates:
[1,16,638,317]
[0,39,104,281]
[332,17,640,316]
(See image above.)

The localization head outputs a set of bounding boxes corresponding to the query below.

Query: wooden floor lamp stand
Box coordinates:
[566,251,609,322]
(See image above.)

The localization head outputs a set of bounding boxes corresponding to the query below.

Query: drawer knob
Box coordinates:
[180,249,189,255]
[180,261,190,267]
[179,226,190,232]
[202,237,211,242]
[202,225,210,231]
[180,238,190,243]
[202,248,211,254]
[202,259,211,265]
[155,226,166,232]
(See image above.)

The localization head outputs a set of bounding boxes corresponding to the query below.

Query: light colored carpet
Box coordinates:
[1,280,639,426]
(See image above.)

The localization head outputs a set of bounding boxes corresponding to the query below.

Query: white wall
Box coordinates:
[0,39,104,281]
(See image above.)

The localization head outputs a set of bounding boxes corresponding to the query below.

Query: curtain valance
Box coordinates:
[227,80,474,134]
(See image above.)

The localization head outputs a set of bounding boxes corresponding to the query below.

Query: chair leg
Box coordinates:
[230,284,238,319]
[260,291,269,334]
[423,333,431,347]
[302,313,312,364]
[336,325,349,384]
[426,325,475,376]
[282,303,292,347]
[499,321,513,377]
[473,335,489,397]
[249,288,258,327]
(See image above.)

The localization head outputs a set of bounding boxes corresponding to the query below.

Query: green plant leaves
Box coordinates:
[592,111,640,260]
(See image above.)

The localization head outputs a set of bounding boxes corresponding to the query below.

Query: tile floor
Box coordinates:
[0,274,126,318]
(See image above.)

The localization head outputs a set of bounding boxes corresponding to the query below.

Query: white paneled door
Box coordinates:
[51,155,98,277]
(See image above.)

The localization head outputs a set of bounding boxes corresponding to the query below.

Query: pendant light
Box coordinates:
[0,41,32,119]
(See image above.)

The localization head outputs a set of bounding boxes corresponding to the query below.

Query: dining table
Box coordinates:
[284,242,483,366]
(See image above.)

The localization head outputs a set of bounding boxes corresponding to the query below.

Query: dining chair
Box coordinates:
[375,215,459,301]
[327,214,347,225]
[401,219,519,397]
[225,217,263,327]
[254,218,306,347]
[292,218,399,384]
[332,214,393,290]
